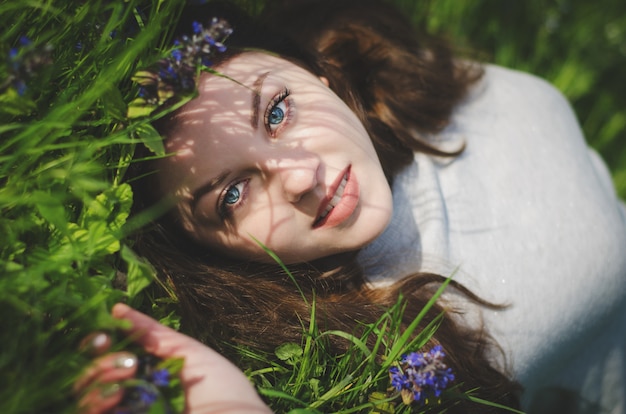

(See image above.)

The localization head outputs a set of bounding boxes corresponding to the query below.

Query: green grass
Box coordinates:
[0,0,623,413]
[238,275,522,413]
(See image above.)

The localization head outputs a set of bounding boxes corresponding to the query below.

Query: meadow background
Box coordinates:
[1,0,624,413]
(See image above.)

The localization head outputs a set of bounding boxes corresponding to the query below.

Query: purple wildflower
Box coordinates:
[137,384,159,405]
[14,80,27,96]
[389,345,455,405]
[3,35,53,95]
[134,17,232,107]
[19,36,32,47]
[118,383,160,413]
[192,21,203,35]
[171,41,183,63]
[150,368,171,387]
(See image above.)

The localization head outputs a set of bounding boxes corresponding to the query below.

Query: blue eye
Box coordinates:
[264,88,292,137]
[268,105,285,125]
[218,180,247,220]
[224,185,240,205]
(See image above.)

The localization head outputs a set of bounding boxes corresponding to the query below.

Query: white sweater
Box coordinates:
[358,65,626,413]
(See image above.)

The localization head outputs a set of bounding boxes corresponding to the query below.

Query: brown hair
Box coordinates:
[129,0,520,411]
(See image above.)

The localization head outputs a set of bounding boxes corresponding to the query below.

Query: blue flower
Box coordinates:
[389,366,406,390]
[150,368,170,387]
[137,384,158,405]
[19,36,31,47]
[118,382,160,413]
[171,43,183,63]
[389,345,455,406]
[3,36,53,95]
[14,80,27,96]
[192,21,203,35]
[132,18,232,108]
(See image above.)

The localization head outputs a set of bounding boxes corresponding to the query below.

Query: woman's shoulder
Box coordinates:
[468,63,573,114]
[481,64,562,94]
[450,62,585,158]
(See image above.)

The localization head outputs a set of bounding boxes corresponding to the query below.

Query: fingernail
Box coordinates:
[114,354,137,369]
[100,383,121,398]
[80,331,112,355]
[91,332,110,350]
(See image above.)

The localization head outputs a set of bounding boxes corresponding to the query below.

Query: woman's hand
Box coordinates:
[76,303,272,414]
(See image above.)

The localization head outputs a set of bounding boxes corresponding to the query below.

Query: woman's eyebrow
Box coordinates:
[250,71,270,129]
[191,170,231,213]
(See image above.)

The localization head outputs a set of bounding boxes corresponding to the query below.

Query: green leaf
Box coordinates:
[275,342,303,365]
[83,221,120,255]
[31,190,67,231]
[147,399,168,414]
[100,83,127,122]
[368,391,396,413]
[127,97,156,120]
[0,87,36,116]
[156,357,185,376]
[158,309,181,330]
[121,244,156,299]
[309,378,320,398]
[169,392,185,414]
[81,183,132,230]
[74,184,133,255]
[134,122,165,156]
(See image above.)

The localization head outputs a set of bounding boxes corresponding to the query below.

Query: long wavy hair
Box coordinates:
[128,0,520,411]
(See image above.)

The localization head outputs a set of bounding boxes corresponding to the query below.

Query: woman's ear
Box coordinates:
[319,76,330,87]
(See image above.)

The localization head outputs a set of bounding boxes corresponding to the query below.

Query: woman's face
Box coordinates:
[157,52,393,264]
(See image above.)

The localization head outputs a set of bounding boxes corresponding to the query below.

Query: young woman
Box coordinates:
[77,1,626,413]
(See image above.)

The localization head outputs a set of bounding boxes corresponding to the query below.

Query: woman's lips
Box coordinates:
[313,166,359,229]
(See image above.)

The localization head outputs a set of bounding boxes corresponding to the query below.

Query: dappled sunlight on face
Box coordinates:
[156,52,393,264]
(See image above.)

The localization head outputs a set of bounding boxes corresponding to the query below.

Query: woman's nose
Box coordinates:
[267,155,319,203]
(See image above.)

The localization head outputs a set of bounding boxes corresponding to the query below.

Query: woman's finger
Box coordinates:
[77,382,124,414]
[74,352,138,394]
[111,303,272,414]
[79,331,113,356]
[111,303,207,358]
[111,303,231,386]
